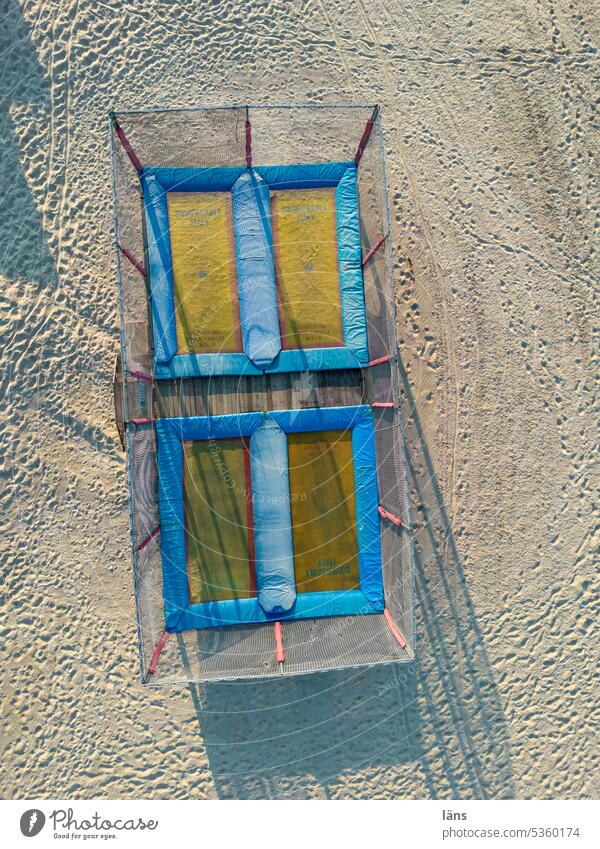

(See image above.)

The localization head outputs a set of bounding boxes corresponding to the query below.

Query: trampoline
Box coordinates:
[155,405,383,631]
[143,162,368,378]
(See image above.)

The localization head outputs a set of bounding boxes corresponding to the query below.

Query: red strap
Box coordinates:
[119,245,146,278]
[354,119,374,164]
[114,122,142,173]
[354,106,379,164]
[138,527,159,551]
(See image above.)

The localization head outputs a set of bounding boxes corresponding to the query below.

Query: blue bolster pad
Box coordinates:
[250,419,296,614]
[231,170,281,370]
[336,166,369,365]
[141,174,177,364]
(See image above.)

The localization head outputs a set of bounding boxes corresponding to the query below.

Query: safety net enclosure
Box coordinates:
[111,104,415,684]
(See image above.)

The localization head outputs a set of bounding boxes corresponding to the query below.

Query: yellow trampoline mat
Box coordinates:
[167,192,241,354]
[272,188,343,350]
[183,439,254,604]
[288,430,359,594]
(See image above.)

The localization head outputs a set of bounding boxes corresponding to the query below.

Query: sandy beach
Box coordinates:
[1,0,598,799]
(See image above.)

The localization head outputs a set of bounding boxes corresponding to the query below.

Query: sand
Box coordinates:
[1,0,598,799]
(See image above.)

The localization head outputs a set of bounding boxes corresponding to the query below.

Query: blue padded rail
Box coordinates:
[142,173,177,364]
[336,167,369,366]
[155,406,383,631]
[250,419,296,613]
[143,162,369,378]
[231,171,281,369]
[154,346,363,379]
[254,161,350,190]
[143,166,244,193]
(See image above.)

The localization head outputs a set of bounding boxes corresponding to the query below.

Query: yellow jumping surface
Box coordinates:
[288,429,359,594]
[167,192,241,354]
[271,188,343,350]
[184,439,254,604]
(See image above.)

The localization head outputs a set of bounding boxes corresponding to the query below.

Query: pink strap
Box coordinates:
[274,622,285,663]
[372,402,394,409]
[368,354,391,367]
[362,234,386,267]
[148,632,169,675]
[384,609,407,648]
[131,417,153,425]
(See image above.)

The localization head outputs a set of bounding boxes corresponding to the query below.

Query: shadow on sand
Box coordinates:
[184,361,515,799]
[0,0,56,287]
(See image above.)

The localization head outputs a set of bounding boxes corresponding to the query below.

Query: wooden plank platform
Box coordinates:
[154,369,367,419]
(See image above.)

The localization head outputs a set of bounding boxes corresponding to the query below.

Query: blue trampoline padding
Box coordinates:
[175,589,376,630]
[154,419,187,629]
[144,162,351,193]
[255,162,352,190]
[231,171,281,369]
[144,162,369,377]
[145,165,245,193]
[141,174,177,364]
[250,420,296,614]
[156,406,383,631]
[153,346,363,379]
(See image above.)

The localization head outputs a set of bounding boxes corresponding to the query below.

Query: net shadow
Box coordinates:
[179,360,514,799]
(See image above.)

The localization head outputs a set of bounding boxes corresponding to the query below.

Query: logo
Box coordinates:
[20,810,46,837]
